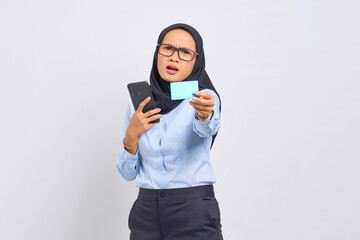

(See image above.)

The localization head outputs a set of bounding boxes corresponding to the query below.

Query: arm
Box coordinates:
[116,97,162,181]
[190,89,221,138]
[116,103,140,181]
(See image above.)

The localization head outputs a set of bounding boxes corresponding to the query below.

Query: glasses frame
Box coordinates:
[157,44,199,61]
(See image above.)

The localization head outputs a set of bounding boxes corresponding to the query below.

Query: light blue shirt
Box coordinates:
[116,89,221,189]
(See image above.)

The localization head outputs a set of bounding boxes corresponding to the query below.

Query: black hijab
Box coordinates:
[149,23,221,147]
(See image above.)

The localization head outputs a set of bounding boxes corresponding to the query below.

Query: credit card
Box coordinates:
[170,80,199,100]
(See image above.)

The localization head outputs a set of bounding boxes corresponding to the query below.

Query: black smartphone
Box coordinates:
[127,81,160,123]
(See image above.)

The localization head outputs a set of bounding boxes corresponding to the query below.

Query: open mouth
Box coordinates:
[166,65,179,75]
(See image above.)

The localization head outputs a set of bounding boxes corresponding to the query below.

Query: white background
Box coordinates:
[1,0,359,239]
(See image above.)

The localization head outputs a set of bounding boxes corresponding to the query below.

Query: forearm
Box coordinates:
[123,130,139,155]
[193,111,220,137]
[192,89,221,137]
[116,147,139,181]
[116,103,140,181]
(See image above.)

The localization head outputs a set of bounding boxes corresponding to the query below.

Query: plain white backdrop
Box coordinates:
[1,0,359,239]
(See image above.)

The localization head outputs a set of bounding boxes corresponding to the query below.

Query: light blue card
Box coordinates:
[170,80,199,100]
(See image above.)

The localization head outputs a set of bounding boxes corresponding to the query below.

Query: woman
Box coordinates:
[116,23,223,240]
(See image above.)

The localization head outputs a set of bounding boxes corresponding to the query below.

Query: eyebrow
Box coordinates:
[162,43,196,52]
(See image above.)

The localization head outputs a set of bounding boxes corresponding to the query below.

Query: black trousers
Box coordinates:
[128,185,223,240]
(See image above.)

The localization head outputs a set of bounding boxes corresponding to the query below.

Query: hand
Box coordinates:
[189,91,215,118]
[125,97,162,144]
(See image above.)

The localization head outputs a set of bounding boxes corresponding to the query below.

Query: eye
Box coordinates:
[161,45,174,51]
[182,49,190,55]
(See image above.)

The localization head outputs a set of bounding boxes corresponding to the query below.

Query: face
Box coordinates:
[157,29,197,82]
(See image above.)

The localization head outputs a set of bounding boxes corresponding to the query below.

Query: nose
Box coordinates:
[169,50,180,62]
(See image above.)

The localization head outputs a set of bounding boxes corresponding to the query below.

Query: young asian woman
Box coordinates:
[116,23,223,240]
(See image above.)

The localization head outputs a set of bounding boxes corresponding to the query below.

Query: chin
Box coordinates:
[163,78,183,83]
[160,73,184,82]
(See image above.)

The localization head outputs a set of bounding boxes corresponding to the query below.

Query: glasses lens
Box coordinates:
[158,44,195,61]
[179,49,195,61]
[158,45,174,57]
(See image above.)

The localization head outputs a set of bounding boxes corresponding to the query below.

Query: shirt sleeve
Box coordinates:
[193,89,221,138]
[116,103,140,181]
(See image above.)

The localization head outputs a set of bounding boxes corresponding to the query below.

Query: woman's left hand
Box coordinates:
[189,91,215,118]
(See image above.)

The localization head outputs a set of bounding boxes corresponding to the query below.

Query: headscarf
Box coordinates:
[149,23,221,147]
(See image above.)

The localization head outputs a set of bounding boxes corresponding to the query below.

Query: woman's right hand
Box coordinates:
[123,97,162,154]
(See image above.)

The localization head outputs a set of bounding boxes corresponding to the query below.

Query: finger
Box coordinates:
[190,103,213,113]
[192,106,213,115]
[146,123,155,130]
[146,113,162,123]
[191,97,214,106]
[143,108,161,118]
[189,101,213,110]
[194,91,214,100]
[137,97,151,113]
[196,110,210,117]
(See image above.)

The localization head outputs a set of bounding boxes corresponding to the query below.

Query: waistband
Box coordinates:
[137,185,215,201]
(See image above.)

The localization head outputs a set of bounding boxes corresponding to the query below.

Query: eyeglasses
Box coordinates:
[157,44,198,61]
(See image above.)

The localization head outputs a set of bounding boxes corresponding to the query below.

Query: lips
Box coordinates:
[166,64,179,75]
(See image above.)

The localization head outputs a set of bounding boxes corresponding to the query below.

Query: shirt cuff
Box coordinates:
[121,144,139,169]
[193,113,219,137]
